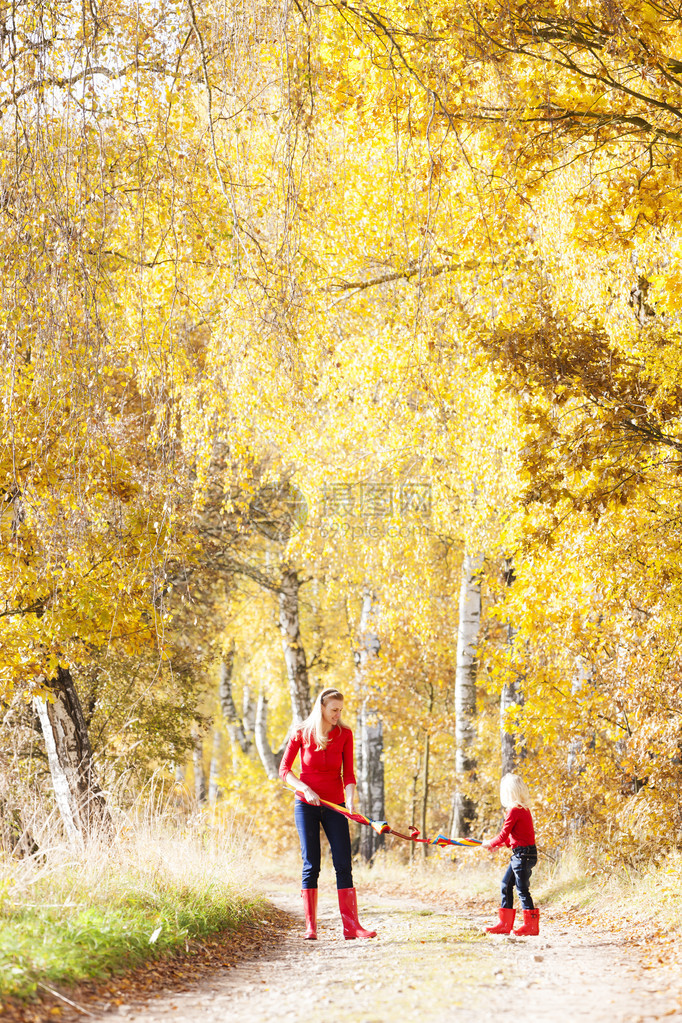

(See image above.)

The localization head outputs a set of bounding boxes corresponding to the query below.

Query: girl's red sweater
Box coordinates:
[488,805,536,849]
[279,724,357,804]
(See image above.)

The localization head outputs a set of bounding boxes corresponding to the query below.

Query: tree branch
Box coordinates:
[327,260,477,293]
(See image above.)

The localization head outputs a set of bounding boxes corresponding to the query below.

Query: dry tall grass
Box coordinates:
[0,779,265,1002]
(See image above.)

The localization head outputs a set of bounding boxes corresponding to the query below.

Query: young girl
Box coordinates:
[481,773,539,936]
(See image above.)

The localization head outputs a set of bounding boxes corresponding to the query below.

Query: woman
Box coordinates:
[279,686,377,941]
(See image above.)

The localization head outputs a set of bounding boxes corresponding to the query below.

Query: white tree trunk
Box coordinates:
[500,623,525,776]
[278,567,311,725]
[254,689,280,780]
[420,729,431,860]
[218,642,251,754]
[192,732,207,804]
[500,678,524,775]
[34,666,111,843]
[409,755,420,865]
[35,697,80,844]
[567,656,594,774]
[208,728,222,804]
[451,552,483,839]
[355,589,385,862]
[242,682,256,737]
[500,561,525,775]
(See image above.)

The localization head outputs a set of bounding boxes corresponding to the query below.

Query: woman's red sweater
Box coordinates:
[488,805,536,849]
[279,724,356,804]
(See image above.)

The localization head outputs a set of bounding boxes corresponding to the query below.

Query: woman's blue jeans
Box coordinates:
[294,799,353,890]
[500,844,537,910]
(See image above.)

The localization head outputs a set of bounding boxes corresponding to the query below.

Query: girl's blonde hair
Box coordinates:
[500,773,531,809]
[300,687,345,750]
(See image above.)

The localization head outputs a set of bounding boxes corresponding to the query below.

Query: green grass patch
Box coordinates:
[0,834,266,1002]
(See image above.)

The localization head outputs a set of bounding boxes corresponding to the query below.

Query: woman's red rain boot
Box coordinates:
[301,889,318,939]
[486,907,516,934]
[513,908,540,936]
[337,888,377,939]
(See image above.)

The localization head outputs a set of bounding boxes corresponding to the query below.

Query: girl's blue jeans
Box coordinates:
[294,798,353,890]
[500,844,537,910]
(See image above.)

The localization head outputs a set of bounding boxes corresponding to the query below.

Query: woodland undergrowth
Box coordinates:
[0,807,265,1004]
[254,834,682,942]
[4,804,682,1007]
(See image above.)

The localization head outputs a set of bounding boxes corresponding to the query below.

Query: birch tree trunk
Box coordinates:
[420,730,431,860]
[278,567,311,725]
[216,641,282,779]
[567,657,594,775]
[450,553,483,839]
[420,684,435,859]
[500,561,525,775]
[355,589,385,862]
[500,624,525,776]
[410,755,420,866]
[208,728,222,804]
[218,642,251,753]
[500,676,524,775]
[566,657,596,827]
[34,666,111,843]
[192,732,207,804]
[254,689,281,780]
[242,682,256,737]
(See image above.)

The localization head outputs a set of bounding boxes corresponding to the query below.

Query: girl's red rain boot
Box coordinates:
[302,888,318,939]
[486,908,516,934]
[337,888,377,939]
[514,908,540,936]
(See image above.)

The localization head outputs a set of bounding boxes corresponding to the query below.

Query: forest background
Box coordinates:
[3,0,682,977]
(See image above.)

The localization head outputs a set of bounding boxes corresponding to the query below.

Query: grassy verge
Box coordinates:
[534,844,682,953]
[13,824,676,1007]
[0,824,267,1003]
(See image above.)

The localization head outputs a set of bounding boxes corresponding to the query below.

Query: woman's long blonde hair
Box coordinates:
[300,687,345,750]
[500,773,531,809]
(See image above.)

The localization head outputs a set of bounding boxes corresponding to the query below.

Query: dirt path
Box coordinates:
[83,882,682,1023]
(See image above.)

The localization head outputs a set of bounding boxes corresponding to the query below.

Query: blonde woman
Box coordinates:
[279,687,377,942]
[481,773,539,936]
